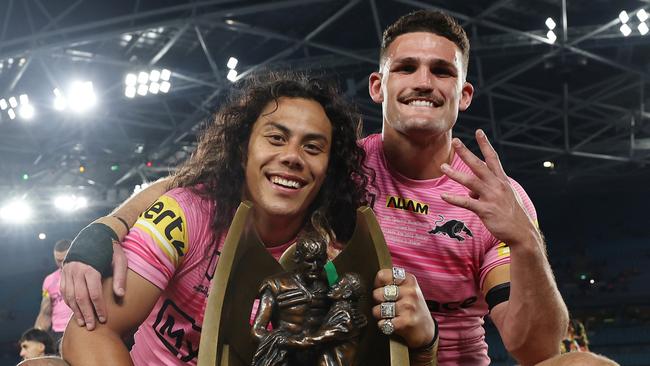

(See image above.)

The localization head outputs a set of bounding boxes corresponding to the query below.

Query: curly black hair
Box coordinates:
[171,71,371,242]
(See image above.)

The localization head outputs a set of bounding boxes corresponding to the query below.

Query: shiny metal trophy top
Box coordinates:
[197,202,409,366]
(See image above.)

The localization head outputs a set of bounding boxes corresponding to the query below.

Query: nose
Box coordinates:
[413,67,434,92]
[280,142,305,170]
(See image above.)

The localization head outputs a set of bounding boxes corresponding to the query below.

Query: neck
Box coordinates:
[252,210,304,247]
[381,127,454,180]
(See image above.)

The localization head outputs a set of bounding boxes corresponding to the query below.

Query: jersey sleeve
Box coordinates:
[41,274,52,299]
[122,189,194,290]
[479,178,538,290]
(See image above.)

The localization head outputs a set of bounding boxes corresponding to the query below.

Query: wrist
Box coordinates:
[409,318,438,365]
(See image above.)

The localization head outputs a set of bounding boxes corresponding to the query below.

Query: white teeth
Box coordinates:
[408,100,434,107]
[270,176,301,189]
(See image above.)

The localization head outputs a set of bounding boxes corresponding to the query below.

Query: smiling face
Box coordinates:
[369,32,474,141]
[244,97,332,228]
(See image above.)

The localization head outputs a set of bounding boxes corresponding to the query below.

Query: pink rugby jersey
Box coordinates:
[42,269,73,332]
[361,134,537,366]
[122,188,292,366]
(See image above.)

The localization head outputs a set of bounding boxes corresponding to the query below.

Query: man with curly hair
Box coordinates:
[62,73,372,365]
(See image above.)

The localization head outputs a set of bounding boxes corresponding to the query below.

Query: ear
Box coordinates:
[36,342,45,355]
[368,72,384,104]
[459,81,474,112]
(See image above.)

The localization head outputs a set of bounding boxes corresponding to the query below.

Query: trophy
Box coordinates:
[196,202,409,366]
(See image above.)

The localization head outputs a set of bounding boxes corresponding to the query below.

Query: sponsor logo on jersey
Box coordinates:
[153,299,201,362]
[385,195,429,215]
[426,296,478,312]
[428,215,473,242]
[496,242,510,257]
[135,195,189,267]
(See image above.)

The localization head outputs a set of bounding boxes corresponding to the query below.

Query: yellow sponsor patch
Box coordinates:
[135,195,189,267]
[496,242,510,257]
[385,195,429,215]
[42,289,49,298]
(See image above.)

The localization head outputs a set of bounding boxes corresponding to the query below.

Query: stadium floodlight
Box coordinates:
[619,10,630,23]
[149,69,161,82]
[639,22,649,35]
[149,82,160,94]
[159,81,171,93]
[620,23,632,36]
[19,94,28,104]
[638,9,649,22]
[7,108,16,120]
[227,57,238,69]
[39,233,47,240]
[18,103,34,120]
[125,73,137,86]
[0,199,32,223]
[160,69,171,81]
[0,99,7,110]
[9,97,17,108]
[137,71,149,84]
[137,84,148,96]
[125,85,136,98]
[227,69,238,82]
[68,81,97,113]
[53,194,88,212]
[53,88,67,110]
[545,17,556,30]
[547,30,557,44]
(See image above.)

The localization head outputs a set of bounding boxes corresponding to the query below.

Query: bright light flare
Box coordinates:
[620,23,632,36]
[227,57,238,69]
[227,69,238,82]
[0,199,33,223]
[547,30,557,43]
[545,17,556,30]
[639,22,649,35]
[160,69,171,81]
[18,103,34,120]
[38,233,47,240]
[619,10,630,23]
[638,9,649,22]
[68,81,97,112]
[125,73,137,86]
[159,81,171,93]
[53,195,88,212]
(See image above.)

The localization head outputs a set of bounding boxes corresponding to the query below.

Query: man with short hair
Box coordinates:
[19,328,56,360]
[61,9,618,366]
[35,240,74,342]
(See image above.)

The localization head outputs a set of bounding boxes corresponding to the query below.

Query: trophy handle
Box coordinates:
[197,201,284,366]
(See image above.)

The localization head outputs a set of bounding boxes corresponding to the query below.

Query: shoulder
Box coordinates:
[43,270,58,286]
[358,134,381,153]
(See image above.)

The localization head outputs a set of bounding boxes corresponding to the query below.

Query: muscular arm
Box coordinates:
[34,295,52,331]
[486,249,568,365]
[62,177,172,329]
[251,289,275,342]
[62,270,161,365]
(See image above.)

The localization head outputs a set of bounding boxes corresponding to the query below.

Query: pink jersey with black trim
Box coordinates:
[122,188,293,366]
[361,134,537,366]
[42,269,73,332]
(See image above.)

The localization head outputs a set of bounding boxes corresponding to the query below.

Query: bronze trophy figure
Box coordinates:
[196,202,409,366]
[251,231,368,366]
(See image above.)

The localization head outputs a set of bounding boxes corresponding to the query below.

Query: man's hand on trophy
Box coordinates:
[371,267,437,349]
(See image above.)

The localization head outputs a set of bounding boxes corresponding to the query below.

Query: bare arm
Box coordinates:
[251,289,274,342]
[62,270,161,365]
[61,177,172,330]
[441,130,567,366]
[34,295,52,331]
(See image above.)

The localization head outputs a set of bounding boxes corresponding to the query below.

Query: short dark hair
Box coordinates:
[53,240,71,252]
[19,328,56,355]
[380,10,470,73]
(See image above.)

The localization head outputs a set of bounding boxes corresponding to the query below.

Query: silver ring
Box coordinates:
[380,319,395,335]
[380,302,396,319]
[383,284,399,302]
[392,267,406,284]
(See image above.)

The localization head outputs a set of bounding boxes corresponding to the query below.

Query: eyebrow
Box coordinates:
[265,121,330,143]
[393,56,458,72]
